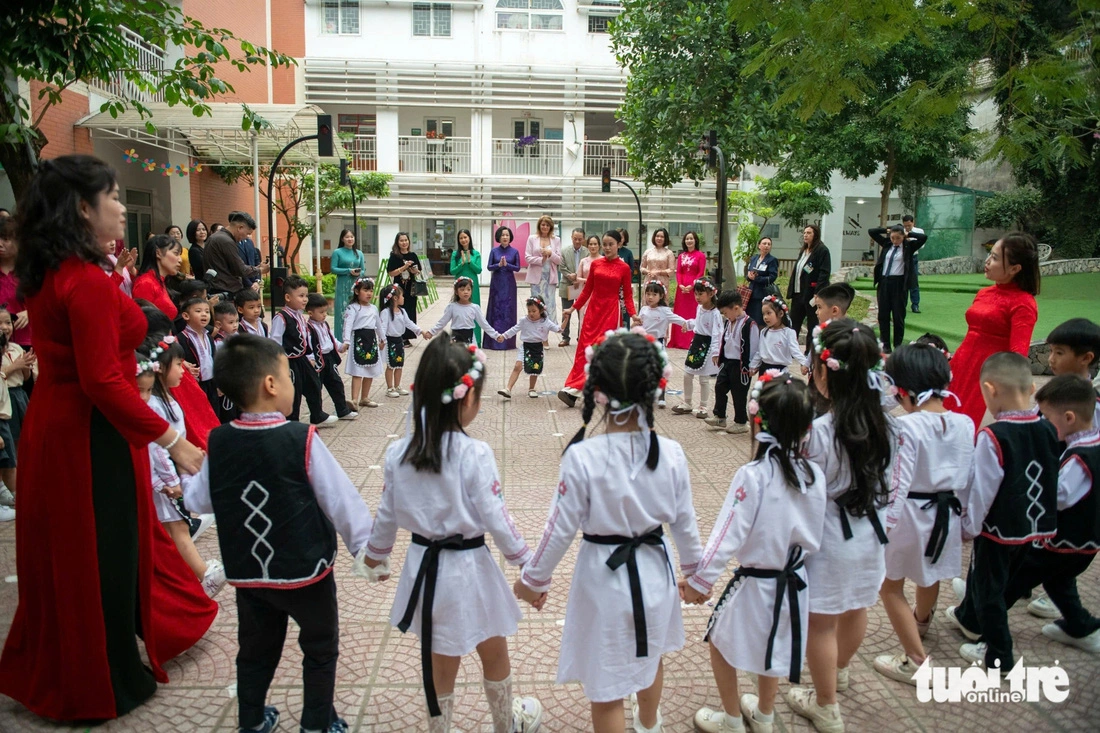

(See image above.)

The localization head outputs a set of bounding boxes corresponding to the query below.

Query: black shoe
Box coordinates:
[911,306,921,313]
[301,718,348,733]
[241,706,280,733]
[557,389,577,408]
[403,339,413,348]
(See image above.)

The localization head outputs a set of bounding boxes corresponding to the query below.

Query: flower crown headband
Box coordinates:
[136,334,176,376]
[411,343,486,405]
[356,277,375,288]
[644,279,667,295]
[382,285,399,303]
[454,276,474,288]
[747,368,787,432]
[693,277,716,292]
[583,327,674,410]
[811,320,895,393]
[526,295,545,308]
[762,294,788,314]
[910,339,952,361]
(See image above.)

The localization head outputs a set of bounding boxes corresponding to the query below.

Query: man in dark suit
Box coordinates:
[869,224,928,351]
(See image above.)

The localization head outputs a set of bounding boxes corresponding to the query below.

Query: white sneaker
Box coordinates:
[202,559,227,598]
[1042,623,1100,653]
[959,642,987,666]
[873,652,922,685]
[944,605,981,641]
[318,415,339,427]
[0,486,14,507]
[190,513,215,541]
[0,506,14,522]
[386,388,400,398]
[952,577,967,602]
[528,390,539,398]
[693,706,744,732]
[657,399,666,409]
[836,666,849,692]
[726,422,750,434]
[693,408,709,419]
[740,694,773,733]
[512,696,542,732]
[498,389,512,399]
[786,687,844,732]
[630,692,664,732]
[398,388,409,396]
[1028,594,1061,619]
[339,410,359,420]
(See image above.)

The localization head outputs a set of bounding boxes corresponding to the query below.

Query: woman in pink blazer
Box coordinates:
[525,214,563,321]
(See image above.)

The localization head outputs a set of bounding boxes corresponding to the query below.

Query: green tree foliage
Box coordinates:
[0,0,295,200]
[974,186,1044,231]
[729,177,833,261]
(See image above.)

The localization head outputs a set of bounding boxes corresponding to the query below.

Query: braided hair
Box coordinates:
[752,375,816,490]
[811,318,893,517]
[565,331,665,470]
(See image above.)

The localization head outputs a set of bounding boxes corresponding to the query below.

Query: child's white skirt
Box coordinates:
[885,496,963,585]
[806,502,887,614]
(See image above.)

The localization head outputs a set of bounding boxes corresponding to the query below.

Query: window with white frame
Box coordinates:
[323,0,359,34]
[496,0,563,31]
[413,4,452,37]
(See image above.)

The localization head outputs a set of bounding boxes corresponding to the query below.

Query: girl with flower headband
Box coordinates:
[361,337,543,733]
[749,295,808,375]
[343,277,386,408]
[517,330,703,733]
[424,276,501,347]
[136,335,227,600]
[873,343,973,685]
[638,280,690,408]
[379,284,416,398]
[496,295,561,399]
[671,277,722,418]
[786,318,898,733]
[684,373,827,733]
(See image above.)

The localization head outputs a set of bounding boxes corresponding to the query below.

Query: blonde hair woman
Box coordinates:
[525,215,562,325]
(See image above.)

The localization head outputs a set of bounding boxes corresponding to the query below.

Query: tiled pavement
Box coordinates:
[1,286,1097,732]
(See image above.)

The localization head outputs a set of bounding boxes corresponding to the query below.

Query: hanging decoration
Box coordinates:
[122,149,204,176]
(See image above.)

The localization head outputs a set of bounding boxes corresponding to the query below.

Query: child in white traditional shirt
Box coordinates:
[342,278,386,408]
[137,336,226,598]
[685,374,827,733]
[750,296,808,375]
[362,338,542,733]
[305,292,357,420]
[638,280,689,346]
[235,288,269,337]
[875,343,973,685]
[0,307,34,508]
[672,277,722,418]
[425,276,500,346]
[496,296,561,399]
[379,284,416,398]
[516,330,703,733]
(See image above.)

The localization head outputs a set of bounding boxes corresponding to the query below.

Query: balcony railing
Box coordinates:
[584,141,629,177]
[87,26,166,103]
[491,139,563,176]
[398,136,471,174]
[347,134,377,170]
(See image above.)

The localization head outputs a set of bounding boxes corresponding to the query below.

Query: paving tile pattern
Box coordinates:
[0,286,1097,732]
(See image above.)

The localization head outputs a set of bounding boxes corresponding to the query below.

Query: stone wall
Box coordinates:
[1039,258,1100,276]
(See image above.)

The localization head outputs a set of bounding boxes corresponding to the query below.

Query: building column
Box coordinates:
[564,111,584,177]
[378,218,401,277]
[818,190,848,272]
[167,144,192,226]
[476,217,494,288]
[376,108,399,173]
[471,109,492,176]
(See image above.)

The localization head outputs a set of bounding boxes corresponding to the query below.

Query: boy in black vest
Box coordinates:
[269,275,337,426]
[999,375,1100,652]
[185,334,374,733]
[705,290,759,434]
[946,352,1061,670]
[306,293,357,421]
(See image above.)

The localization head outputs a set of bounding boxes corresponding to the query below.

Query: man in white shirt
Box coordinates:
[903,215,925,313]
[557,228,586,346]
[869,224,927,352]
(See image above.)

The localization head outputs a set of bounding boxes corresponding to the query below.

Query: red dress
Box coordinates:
[948,282,1038,430]
[0,259,217,720]
[670,249,707,348]
[132,271,220,449]
[565,256,636,390]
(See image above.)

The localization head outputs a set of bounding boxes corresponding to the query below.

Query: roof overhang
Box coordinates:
[76,102,345,166]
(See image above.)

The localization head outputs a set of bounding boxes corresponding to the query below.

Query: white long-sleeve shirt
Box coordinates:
[342,303,385,347]
[430,302,500,339]
[380,305,416,338]
[638,305,689,342]
[186,413,374,556]
[1057,427,1099,511]
[722,314,760,362]
[502,316,561,343]
[365,432,532,564]
[147,395,188,494]
[885,410,975,530]
[750,326,809,369]
[181,325,214,380]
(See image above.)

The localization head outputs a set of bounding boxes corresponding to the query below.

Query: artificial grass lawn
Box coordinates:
[852,272,1100,350]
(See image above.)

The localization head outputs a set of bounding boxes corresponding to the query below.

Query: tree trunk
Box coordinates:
[0,101,41,205]
[879,146,896,226]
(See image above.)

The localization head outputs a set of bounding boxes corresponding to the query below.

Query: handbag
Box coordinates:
[412,276,429,297]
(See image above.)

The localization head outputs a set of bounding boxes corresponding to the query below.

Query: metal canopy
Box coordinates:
[76,102,344,165]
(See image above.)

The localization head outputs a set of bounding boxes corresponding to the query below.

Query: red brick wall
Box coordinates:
[30,82,94,159]
[271,0,304,104]
[189,170,272,254]
[182,0,273,104]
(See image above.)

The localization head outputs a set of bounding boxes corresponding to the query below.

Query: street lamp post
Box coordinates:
[601,167,645,310]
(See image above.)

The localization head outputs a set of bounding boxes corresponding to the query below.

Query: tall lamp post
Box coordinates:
[601,166,645,310]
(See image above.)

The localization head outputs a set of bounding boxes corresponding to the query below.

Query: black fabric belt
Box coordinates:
[451,328,474,344]
[909,491,962,564]
[397,533,486,717]
[582,526,672,657]
[706,545,808,684]
[835,492,888,545]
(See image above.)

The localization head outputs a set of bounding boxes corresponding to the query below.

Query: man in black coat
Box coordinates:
[869,224,927,351]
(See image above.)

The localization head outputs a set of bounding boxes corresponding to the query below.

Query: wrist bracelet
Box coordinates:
[164,432,181,451]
